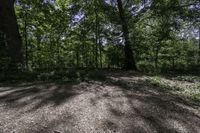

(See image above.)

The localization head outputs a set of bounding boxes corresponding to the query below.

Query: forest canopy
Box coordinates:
[0,0,199,81]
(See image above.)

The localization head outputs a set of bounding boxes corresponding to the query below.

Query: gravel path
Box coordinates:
[0,74,200,133]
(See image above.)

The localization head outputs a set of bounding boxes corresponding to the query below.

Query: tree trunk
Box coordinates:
[0,0,23,66]
[116,0,137,70]
[24,9,28,70]
[154,44,159,71]
[95,0,99,69]
[76,47,80,68]
[198,27,200,64]
[99,40,103,69]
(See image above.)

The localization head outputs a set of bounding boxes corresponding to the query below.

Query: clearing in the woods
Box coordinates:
[0,72,200,133]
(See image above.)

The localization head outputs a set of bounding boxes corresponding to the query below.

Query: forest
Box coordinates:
[0,0,200,132]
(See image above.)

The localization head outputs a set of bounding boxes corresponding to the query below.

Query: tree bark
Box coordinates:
[116,0,137,70]
[23,9,28,70]
[154,45,159,71]
[99,40,103,69]
[198,27,200,64]
[0,0,23,66]
[95,0,99,69]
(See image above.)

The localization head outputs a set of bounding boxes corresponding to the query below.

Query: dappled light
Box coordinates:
[0,0,199,132]
[0,73,199,132]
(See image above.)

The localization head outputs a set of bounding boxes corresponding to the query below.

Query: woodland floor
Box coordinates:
[0,72,200,133]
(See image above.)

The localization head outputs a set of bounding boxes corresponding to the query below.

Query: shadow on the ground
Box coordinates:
[0,73,200,133]
[0,82,81,111]
[97,77,200,133]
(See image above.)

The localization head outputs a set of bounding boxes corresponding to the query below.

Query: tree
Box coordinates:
[1,0,197,75]
[198,28,200,64]
[116,0,137,70]
[0,0,23,67]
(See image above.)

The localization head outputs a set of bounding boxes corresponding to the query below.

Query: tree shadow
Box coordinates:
[159,73,200,82]
[0,82,80,111]
[108,75,200,107]
[92,76,200,133]
[0,73,200,132]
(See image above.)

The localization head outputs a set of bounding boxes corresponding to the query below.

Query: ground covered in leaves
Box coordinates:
[0,72,200,133]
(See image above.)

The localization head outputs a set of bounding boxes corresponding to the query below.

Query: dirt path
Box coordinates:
[0,74,200,133]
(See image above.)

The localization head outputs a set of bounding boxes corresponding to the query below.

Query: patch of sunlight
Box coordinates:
[167,118,188,133]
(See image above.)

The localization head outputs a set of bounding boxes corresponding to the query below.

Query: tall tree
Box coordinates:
[116,0,137,70]
[94,0,100,68]
[199,28,200,64]
[0,0,22,66]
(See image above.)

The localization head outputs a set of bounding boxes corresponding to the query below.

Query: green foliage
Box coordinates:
[137,61,155,73]
[1,0,199,81]
[149,76,200,100]
[105,44,124,68]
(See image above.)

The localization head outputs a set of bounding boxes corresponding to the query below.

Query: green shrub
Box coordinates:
[137,61,154,73]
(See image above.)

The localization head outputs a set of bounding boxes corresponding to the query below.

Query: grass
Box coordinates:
[148,75,200,101]
[1,69,199,101]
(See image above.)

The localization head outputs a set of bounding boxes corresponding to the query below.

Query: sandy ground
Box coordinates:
[0,73,200,133]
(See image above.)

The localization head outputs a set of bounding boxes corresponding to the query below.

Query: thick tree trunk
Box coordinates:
[198,27,200,64]
[116,0,137,70]
[0,0,23,66]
